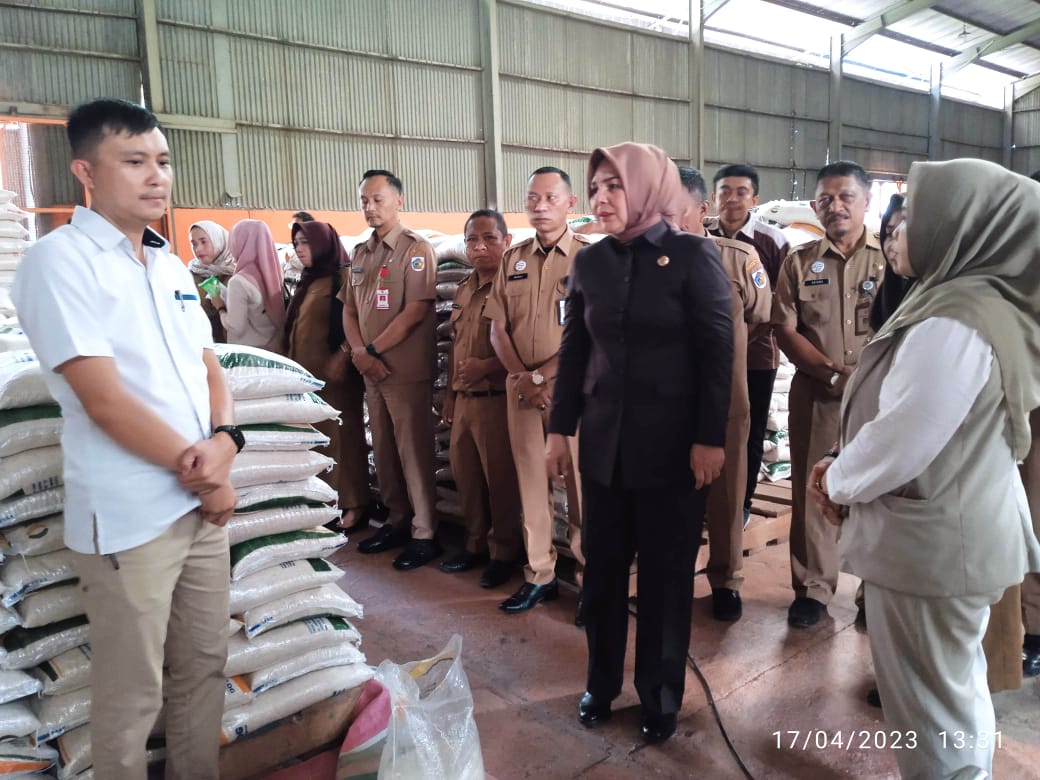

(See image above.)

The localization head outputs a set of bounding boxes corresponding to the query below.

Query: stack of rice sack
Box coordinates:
[760,354,794,483]
[216,344,373,746]
[0,191,29,298]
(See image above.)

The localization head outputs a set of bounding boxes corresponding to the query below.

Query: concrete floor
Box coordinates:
[330,534,1040,780]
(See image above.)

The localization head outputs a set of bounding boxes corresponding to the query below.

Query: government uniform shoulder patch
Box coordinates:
[410,256,425,271]
[752,268,768,289]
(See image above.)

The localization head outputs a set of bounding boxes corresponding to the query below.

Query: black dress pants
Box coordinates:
[745,368,778,510]
[581,472,705,717]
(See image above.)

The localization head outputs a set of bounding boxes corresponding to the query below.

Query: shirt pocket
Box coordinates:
[797,285,832,328]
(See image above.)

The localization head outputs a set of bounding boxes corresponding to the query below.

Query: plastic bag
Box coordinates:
[376,634,484,780]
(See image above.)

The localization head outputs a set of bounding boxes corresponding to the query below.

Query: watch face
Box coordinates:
[532,372,544,385]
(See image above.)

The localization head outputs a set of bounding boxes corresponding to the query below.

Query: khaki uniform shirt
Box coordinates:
[483,229,590,369]
[339,222,437,384]
[450,271,505,393]
[770,228,885,370]
[713,236,771,418]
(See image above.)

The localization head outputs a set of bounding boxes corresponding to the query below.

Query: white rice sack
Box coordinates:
[0,670,41,704]
[228,617,243,637]
[249,642,367,694]
[33,687,90,742]
[235,477,337,513]
[229,558,344,615]
[1,617,89,670]
[0,737,58,776]
[773,374,793,394]
[0,407,62,459]
[230,528,346,581]
[0,224,28,242]
[31,645,90,697]
[0,447,63,501]
[224,616,361,677]
[0,514,64,557]
[0,606,19,634]
[0,352,53,410]
[227,505,340,546]
[762,461,792,482]
[229,450,334,490]
[243,584,364,639]
[0,242,27,258]
[233,393,340,426]
[0,488,64,530]
[215,344,325,399]
[224,675,254,709]
[0,327,29,354]
[57,726,167,778]
[1,549,77,606]
[0,702,39,738]
[241,423,330,452]
[773,393,789,412]
[766,410,789,433]
[221,664,373,744]
[16,584,82,629]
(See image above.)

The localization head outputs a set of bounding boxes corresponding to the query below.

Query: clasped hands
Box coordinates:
[808,456,847,526]
[510,371,551,410]
[177,435,238,527]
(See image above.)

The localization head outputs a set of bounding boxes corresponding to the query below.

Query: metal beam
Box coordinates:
[945,19,1040,75]
[690,0,706,169]
[703,0,730,22]
[1004,83,1014,170]
[928,63,942,160]
[1012,72,1040,102]
[136,0,164,111]
[479,0,503,209]
[842,0,938,56]
[828,35,842,163]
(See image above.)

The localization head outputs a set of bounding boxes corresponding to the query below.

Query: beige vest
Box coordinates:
[837,327,1040,597]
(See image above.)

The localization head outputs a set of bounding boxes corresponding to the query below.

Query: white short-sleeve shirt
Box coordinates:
[12,207,215,554]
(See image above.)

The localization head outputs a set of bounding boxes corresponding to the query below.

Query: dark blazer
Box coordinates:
[549,221,733,489]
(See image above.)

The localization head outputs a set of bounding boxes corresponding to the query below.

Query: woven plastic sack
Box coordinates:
[224,616,361,678]
[0,353,53,410]
[0,514,64,557]
[229,558,344,615]
[0,702,39,739]
[235,477,337,513]
[249,642,366,694]
[0,408,60,460]
[0,738,56,777]
[241,423,330,452]
[243,584,363,639]
[16,584,82,629]
[0,670,41,704]
[215,344,325,399]
[0,488,64,530]
[1,617,89,670]
[56,725,165,778]
[230,527,345,581]
[0,446,63,501]
[31,645,90,697]
[376,634,484,779]
[0,606,18,634]
[0,328,29,354]
[33,686,90,742]
[1,549,77,606]
[224,675,254,709]
[230,451,334,490]
[226,504,340,547]
[234,392,340,426]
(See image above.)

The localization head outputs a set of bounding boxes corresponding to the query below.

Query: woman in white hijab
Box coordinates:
[189,220,236,342]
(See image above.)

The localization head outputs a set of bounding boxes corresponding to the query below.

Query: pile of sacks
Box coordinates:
[760,354,794,483]
[0,191,29,297]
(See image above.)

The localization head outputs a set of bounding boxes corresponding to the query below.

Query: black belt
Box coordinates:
[459,389,506,398]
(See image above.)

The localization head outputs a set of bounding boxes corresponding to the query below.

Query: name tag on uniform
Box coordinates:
[508,273,528,282]
[451,303,462,310]
[804,278,829,287]
[376,288,390,310]
[557,298,566,326]
[351,266,364,273]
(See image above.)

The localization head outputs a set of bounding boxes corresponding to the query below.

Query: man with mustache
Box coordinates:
[771,161,885,628]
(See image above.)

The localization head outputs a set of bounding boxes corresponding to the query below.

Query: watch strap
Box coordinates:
[213,424,245,453]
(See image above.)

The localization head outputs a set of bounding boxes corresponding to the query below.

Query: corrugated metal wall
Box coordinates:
[1013,87,1040,175]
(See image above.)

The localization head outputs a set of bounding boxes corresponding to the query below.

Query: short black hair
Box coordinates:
[529,166,571,190]
[677,166,708,201]
[817,160,870,190]
[292,211,314,222]
[360,169,403,195]
[465,208,508,237]
[1030,170,1040,183]
[66,98,160,159]
[712,163,760,195]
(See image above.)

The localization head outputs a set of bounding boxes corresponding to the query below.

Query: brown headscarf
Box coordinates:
[284,221,347,342]
[587,142,684,242]
[229,219,286,329]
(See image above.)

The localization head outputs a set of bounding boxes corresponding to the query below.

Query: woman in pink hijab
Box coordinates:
[215,220,286,351]
[546,142,734,744]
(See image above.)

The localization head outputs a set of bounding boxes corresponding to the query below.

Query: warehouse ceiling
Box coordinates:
[527,0,1040,108]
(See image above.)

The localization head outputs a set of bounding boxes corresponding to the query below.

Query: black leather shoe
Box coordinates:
[1024,634,1040,678]
[499,580,559,613]
[575,592,586,627]
[711,588,742,622]
[479,560,513,589]
[439,551,489,574]
[578,692,611,726]
[787,597,827,628]
[392,539,443,571]
[357,524,410,555]
[641,712,677,743]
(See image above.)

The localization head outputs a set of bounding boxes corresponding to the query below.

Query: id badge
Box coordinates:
[855,296,872,335]
[557,298,566,326]
[376,287,390,310]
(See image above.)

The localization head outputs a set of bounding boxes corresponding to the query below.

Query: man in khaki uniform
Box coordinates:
[340,169,441,571]
[439,210,523,590]
[772,161,885,628]
[678,166,771,622]
[486,166,589,615]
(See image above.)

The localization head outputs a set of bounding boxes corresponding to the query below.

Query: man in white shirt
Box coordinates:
[13,98,239,780]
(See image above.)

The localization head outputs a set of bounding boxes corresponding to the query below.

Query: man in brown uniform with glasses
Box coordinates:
[486,166,589,616]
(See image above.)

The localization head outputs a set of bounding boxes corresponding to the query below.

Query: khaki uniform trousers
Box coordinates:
[506,380,583,586]
[316,366,371,511]
[72,511,229,780]
[982,585,1023,692]
[449,393,523,561]
[1019,419,1040,634]
[706,411,750,591]
[787,371,841,604]
[365,379,437,540]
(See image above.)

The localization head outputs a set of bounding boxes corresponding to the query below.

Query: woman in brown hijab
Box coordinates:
[286,221,374,529]
[546,143,734,743]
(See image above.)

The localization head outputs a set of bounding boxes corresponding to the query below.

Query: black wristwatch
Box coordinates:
[213,425,245,453]
[366,343,381,358]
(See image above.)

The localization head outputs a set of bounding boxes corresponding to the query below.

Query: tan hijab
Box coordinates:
[587,143,684,242]
[876,159,1040,458]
